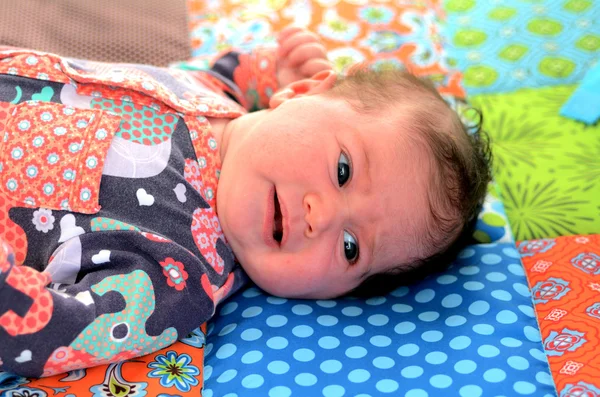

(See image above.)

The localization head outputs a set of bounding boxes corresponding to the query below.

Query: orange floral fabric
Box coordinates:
[519,234,600,395]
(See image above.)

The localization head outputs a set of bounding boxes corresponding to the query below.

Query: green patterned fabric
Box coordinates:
[444,0,599,95]
[470,85,600,241]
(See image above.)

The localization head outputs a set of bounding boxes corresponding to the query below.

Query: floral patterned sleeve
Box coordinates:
[208,46,279,112]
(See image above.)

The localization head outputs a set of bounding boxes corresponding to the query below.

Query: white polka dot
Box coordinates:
[425,351,447,365]
[503,247,520,258]
[266,296,288,305]
[267,336,288,349]
[441,293,463,308]
[514,381,536,395]
[513,282,531,297]
[481,253,502,265]
[401,366,423,379]
[320,359,342,374]
[430,374,452,388]
[415,289,435,303]
[469,300,490,315]
[343,325,365,337]
[218,323,237,336]
[370,335,391,347]
[460,385,482,397]
[269,386,291,397]
[373,356,395,369]
[316,300,337,308]
[508,263,525,276]
[292,325,314,338]
[524,326,541,342]
[242,306,263,318]
[463,281,485,291]
[459,265,480,275]
[483,368,506,383]
[242,287,261,298]
[477,344,500,358]
[217,369,237,383]
[518,305,535,318]
[390,286,409,297]
[497,310,518,324]
[295,373,317,386]
[216,343,236,359]
[323,385,345,397]
[292,304,313,315]
[445,315,467,327]
[473,324,495,335]
[437,275,457,285]
[241,328,262,341]
[449,336,471,350]
[536,371,553,385]
[368,314,389,326]
[348,369,371,383]
[293,348,315,362]
[366,296,386,305]
[418,311,440,322]
[458,248,475,258]
[318,315,339,326]
[454,359,476,374]
[397,343,419,357]
[376,379,399,393]
[346,346,367,359]
[422,330,443,343]
[501,337,523,348]
[491,290,513,301]
[392,304,413,313]
[486,272,507,282]
[204,365,213,379]
[241,351,263,364]
[319,336,340,349]
[508,356,530,370]
[242,374,264,388]
[394,321,416,335]
[529,348,546,362]
[405,389,427,397]
[342,306,363,317]
[266,315,288,327]
[220,302,238,315]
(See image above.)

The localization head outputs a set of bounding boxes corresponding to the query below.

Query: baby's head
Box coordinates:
[326,68,492,297]
[217,68,491,299]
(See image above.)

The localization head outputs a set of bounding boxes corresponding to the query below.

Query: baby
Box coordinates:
[0,27,490,377]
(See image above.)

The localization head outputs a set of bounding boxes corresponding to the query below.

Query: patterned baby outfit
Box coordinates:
[0,46,278,377]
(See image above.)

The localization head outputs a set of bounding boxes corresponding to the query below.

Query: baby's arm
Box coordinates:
[203,27,332,111]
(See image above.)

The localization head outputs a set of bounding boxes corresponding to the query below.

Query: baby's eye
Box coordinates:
[343,231,359,264]
[338,152,351,187]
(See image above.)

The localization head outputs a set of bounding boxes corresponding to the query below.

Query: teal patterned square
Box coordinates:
[443,0,599,94]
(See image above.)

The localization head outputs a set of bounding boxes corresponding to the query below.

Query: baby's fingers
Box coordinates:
[278,30,321,58]
[286,42,328,67]
[299,58,333,77]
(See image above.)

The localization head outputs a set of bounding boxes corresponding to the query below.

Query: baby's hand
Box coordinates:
[276,26,333,88]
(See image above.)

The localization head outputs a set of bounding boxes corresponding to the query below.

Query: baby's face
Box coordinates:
[216,94,432,298]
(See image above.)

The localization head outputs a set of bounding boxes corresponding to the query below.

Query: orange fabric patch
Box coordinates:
[520,234,600,394]
[0,101,120,213]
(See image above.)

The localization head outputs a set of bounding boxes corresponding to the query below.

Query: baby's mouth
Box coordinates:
[273,189,283,244]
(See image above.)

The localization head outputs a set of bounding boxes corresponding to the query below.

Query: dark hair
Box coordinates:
[326,68,493,298]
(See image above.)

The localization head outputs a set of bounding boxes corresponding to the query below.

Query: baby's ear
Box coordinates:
[269,70,337,109]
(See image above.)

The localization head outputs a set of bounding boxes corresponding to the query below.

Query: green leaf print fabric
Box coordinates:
[444,0,599,95]
[470,85,600,240]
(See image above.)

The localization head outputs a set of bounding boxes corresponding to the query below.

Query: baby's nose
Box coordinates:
[303,192,336,238]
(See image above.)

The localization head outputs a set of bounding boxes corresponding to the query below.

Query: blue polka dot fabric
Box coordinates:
[202,242,556,396]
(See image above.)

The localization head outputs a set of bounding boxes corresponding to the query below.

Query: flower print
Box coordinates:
[86,156,98,169]
[40,112,53,122]
[8,67,17,75]
[209,232,221,247]
[60,199,70,210]
[43,182,55,196]
[80,188,91,201]
[53,126,67,136]
[63,107,75,116]
[360,30,403,53]
[47,153,59,164]
[147,351,199,392]
[198,157,207,168]
[197,214,212,229]
[32,208,55,233]
[68,141,82,153]
[359,5,395,25]
[32,136,45,147]
[328,47,366,74]
[180,327,206,348]
[26,56,39,65]
[11,146,24,160]
[208,138,217,151]
[371,57,404,72]
[204,188,214,201]
[160,258,189,291]
[26,165,38,178]
[195,233,210,249]
[24,196,36,206]
[0,372,30,393]
[318,9,361,42]
[95,128,107,140]
[3,386,47,397]
[37,73,49,80]
[63,168,76,181]
[204,252,217,268]
[76,119,89,129]
[6,178,18,192]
